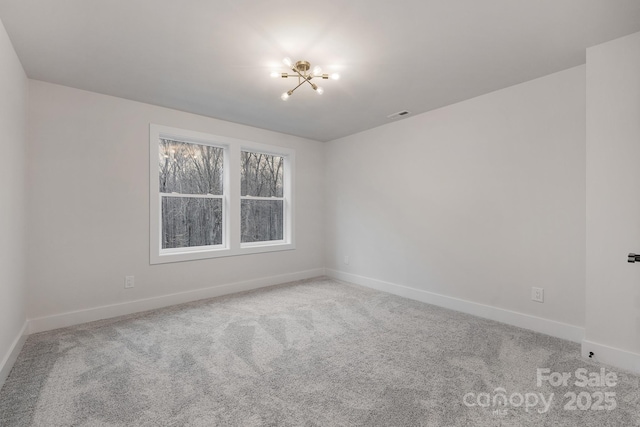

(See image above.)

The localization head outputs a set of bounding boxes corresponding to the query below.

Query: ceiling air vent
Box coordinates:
[387,110,411,119]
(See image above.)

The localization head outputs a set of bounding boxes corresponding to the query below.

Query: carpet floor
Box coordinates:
[0,277,639,426]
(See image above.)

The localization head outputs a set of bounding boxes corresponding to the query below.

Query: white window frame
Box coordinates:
[150,124,295,264]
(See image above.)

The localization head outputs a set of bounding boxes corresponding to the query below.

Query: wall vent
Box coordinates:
[387,110,411,119]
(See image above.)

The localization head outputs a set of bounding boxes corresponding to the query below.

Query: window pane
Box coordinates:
[241,151,283,197]
[241,200,283,243]
[159,139,223,195]
[162,197,222,249]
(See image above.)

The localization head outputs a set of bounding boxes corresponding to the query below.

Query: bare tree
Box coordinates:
[159,139,223,249]
[241,151,284,242]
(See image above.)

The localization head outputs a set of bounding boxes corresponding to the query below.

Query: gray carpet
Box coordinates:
[1,277,639,426]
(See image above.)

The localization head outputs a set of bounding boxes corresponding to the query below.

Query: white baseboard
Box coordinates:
[581,339,640,375]
[326,269,585,343]
[28,268,326,334]
[0,321,28,389]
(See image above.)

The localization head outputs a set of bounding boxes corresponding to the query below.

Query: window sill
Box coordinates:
[151,242,295,264]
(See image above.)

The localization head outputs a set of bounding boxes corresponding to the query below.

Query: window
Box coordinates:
[150,124,294,264]
[160,139,225,250]
[241,151,285,244]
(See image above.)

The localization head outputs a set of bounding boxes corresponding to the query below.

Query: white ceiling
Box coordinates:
[1,0,640,142]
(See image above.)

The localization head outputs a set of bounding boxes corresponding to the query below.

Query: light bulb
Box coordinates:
[316,86,324,95]
[281,92,290,101]
[270,71,280,78]
[313,66,322,76]
[331,73,340,80]
[283,57,292,67]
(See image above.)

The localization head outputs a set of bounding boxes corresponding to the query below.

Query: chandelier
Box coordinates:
[271,57,340,100]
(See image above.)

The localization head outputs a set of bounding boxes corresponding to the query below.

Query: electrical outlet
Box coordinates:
[125,275,135,289]
[343,255,350,265]
[531,287,544,303]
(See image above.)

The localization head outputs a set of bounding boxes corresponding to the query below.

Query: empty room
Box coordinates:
[1,1,640,425]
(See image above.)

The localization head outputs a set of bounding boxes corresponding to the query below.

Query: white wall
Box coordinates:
[0,17,28,382]
[26,80,325,329]
[325,66,586,331]
[585,32,640,369]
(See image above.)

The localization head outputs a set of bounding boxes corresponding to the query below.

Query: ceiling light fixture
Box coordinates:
[272,57,340,100]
